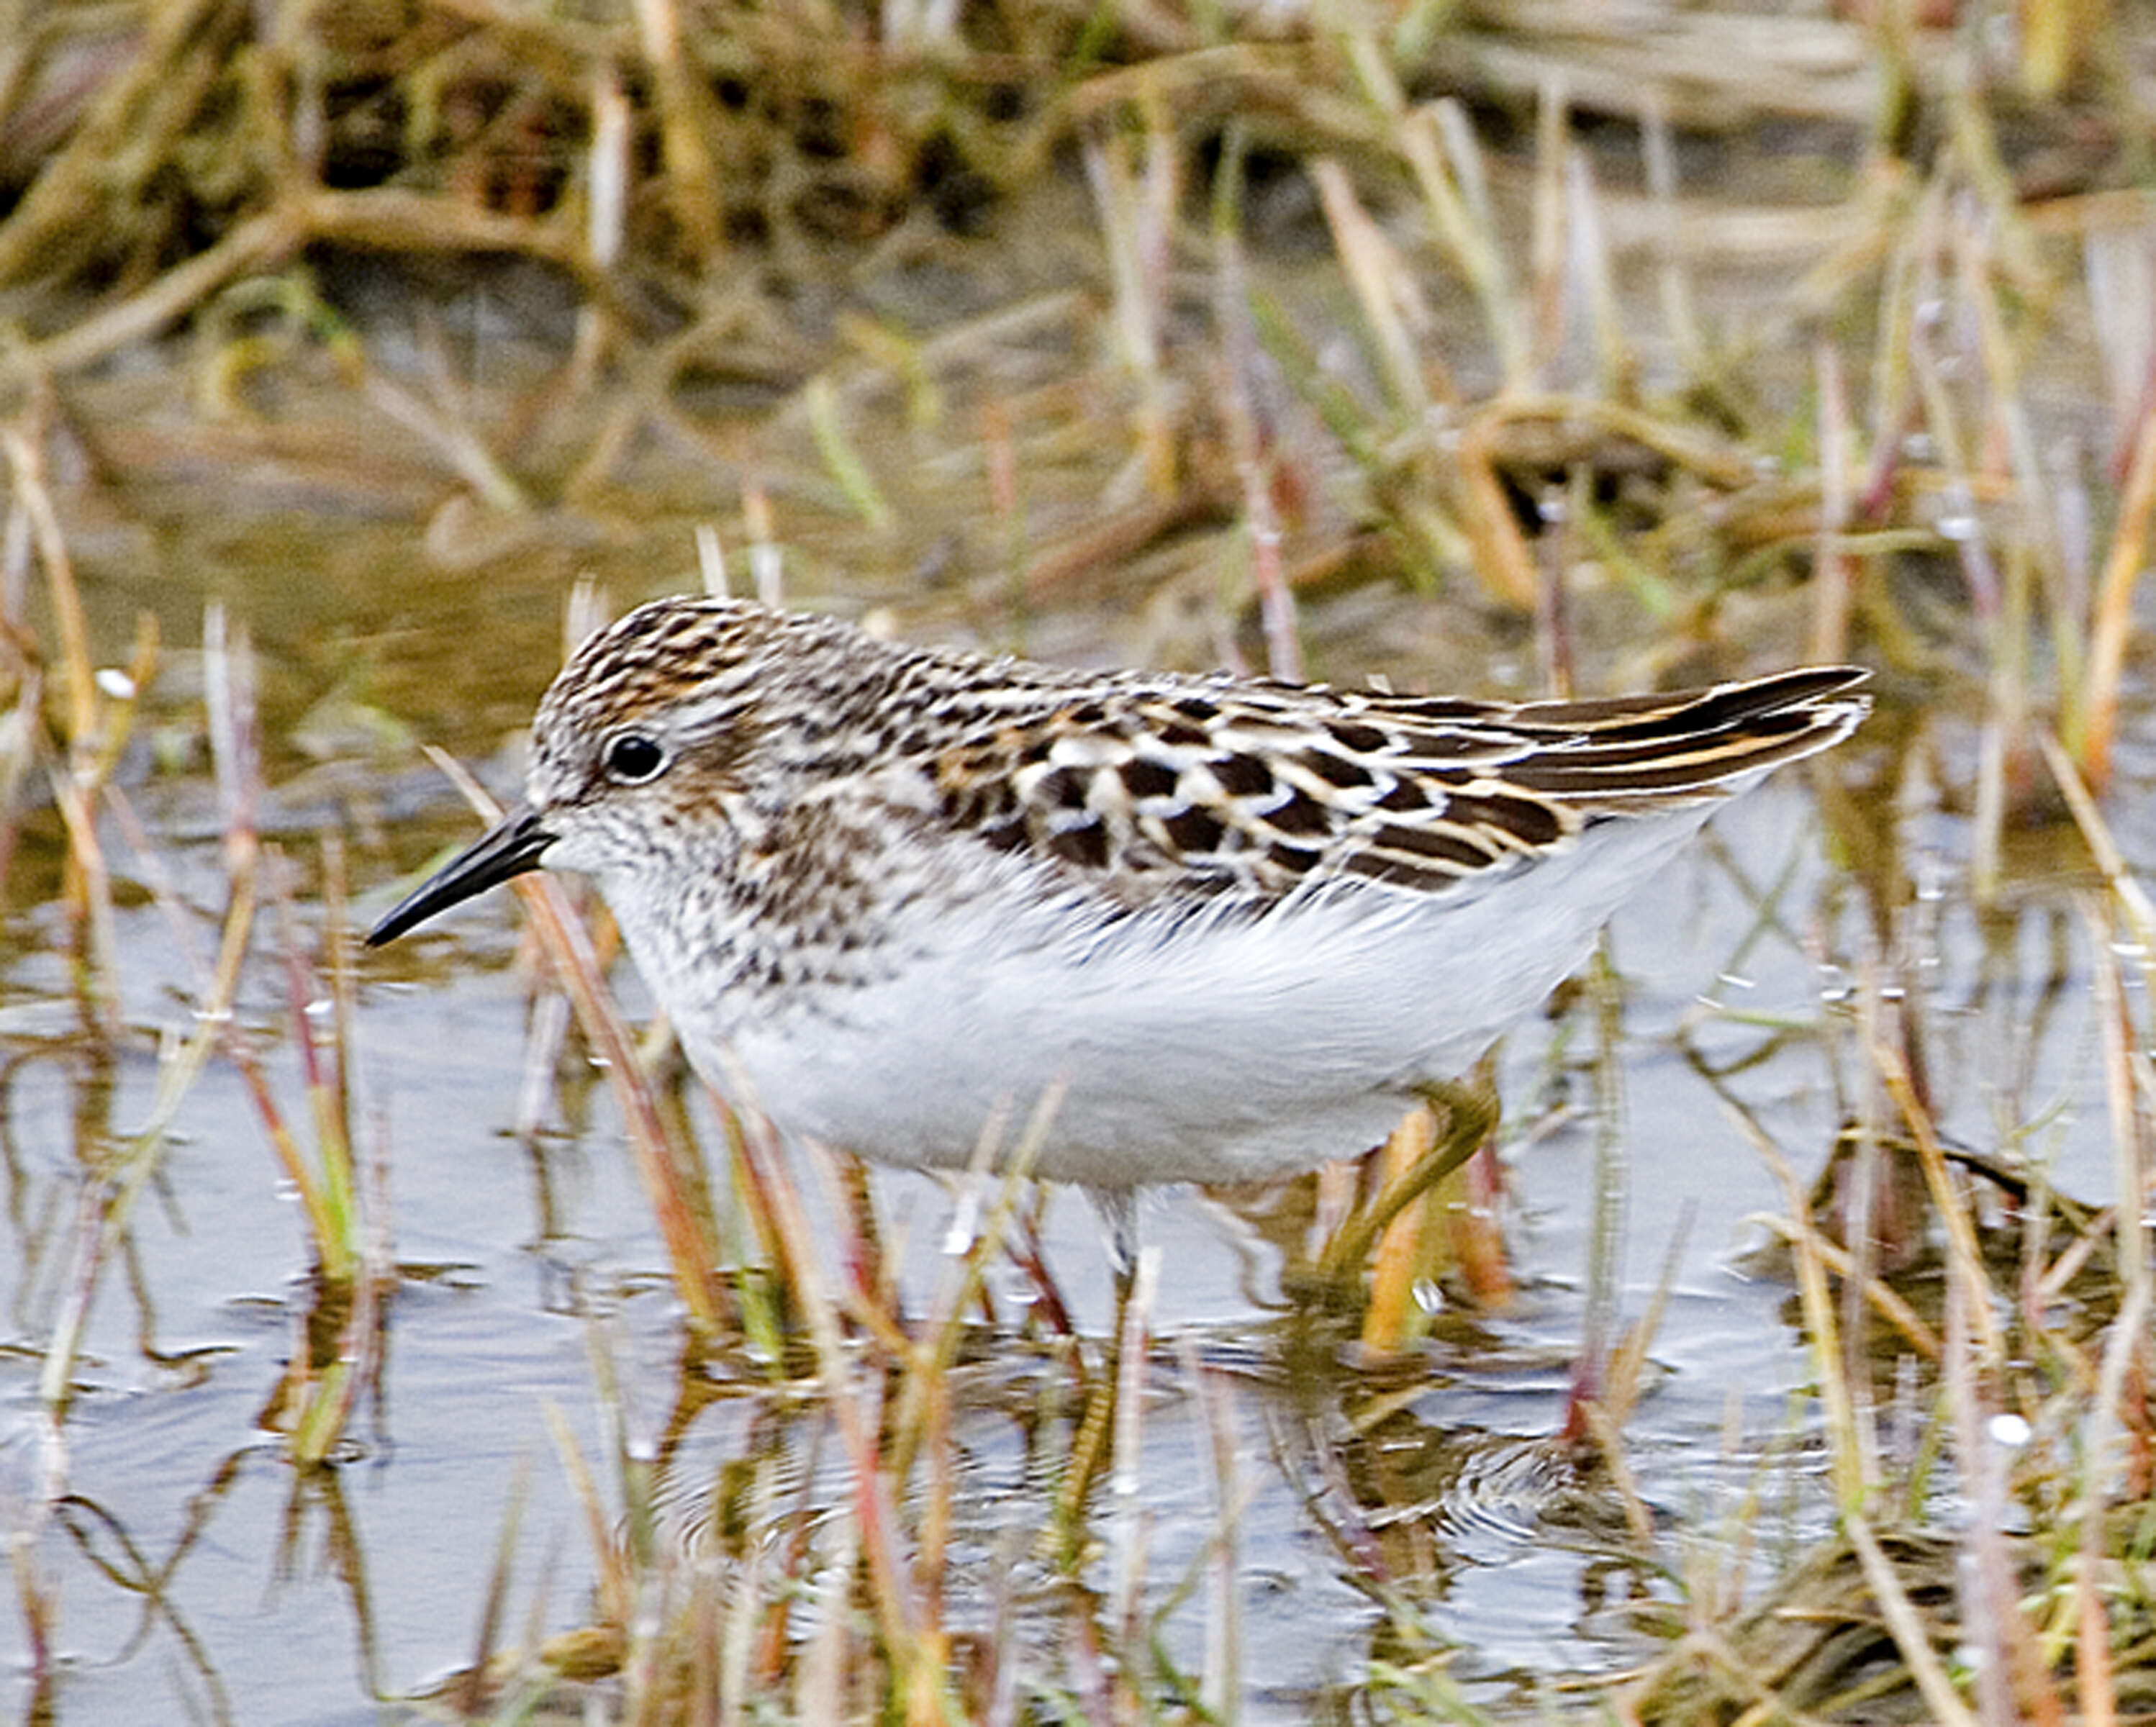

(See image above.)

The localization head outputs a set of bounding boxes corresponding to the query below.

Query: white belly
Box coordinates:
[649,808,1717,1189]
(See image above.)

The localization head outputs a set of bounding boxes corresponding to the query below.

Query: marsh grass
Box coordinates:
[1626,741,2156,1723]
[6,3,2156,1722]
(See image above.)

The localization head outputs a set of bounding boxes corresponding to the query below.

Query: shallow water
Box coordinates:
[8,644,2131,1722]
[3,124,2147,1726]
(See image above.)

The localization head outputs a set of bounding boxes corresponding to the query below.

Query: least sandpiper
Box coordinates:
[368,597,1867,1196]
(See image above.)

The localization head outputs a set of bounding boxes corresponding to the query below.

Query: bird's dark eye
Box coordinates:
[601,730,668,784]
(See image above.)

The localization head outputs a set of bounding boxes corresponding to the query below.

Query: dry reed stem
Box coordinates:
[2088,916,2152,1302]
[44,762,119,1028]
[1862,970,2007,1366]
[1311,157,1437,417]
[268,850,358,1284]
[1576,1399,1654,1546]
[1948,176,2051,573]
[886,1085,1056,1485]
[1084,119,1179,500]
[977,397,1027,620]
[2078,908,2149,1726]
[1059,40,1383,153]
[1178,1333,1243,1723]
[1812,338,1855,663]
[229,1015,340,1252]
[361,371,526,513]
[2078,390,2156,785]
[6,1488,56,1697]
[1944,1277,2060,1727]
[4,422,124,1026]
[1530,76,1567,379]
[1598,1216,1685,1443]
[796,1492,857,1721]
[1856,173,1924,517]
[1564,942,1628,1432]
[459,1454,530,1715]
[1741,1214,1942,1358]
[347,1118,394,1434]
[9,186,593,382]
[586,68,630,282]
[1903,181,1975,515]
[1565,150,1632,404]
[712,1097,794,1346]
[546,1395,633,1633]
[1729,885,2145,1721]
[735,1115,941,1716]
[322,839,357,1174]
[2039,732,2156,964]
[0,428,91,743]
[1405,100,1527,385]
[279,967,383,1458]
[1456,430,1541,609]
[912,1351,953,1638]
[201,616,379,1456]
[1841,947,1895,1392]
[1944,207,2036,905]
[1109,1244,1159,1715]
[1212,144,1303,684]
[629,0,725,260]
[514,988,572,1143]
[36,767,263,1415]
[1845,1510,1982,1727]
[1640,94,1703,383]
[1700,1387,1760,1627]
[2082,219,2156,467]
[715,1500,778,1711]
[742,481,783,609]
[1740,1114,1874,1505]
[202,650,317,1207]
[2077,1553,2119,1727]
[1490,391,1757,485]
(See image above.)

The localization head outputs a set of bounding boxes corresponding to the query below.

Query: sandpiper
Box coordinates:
[368,596,1866,1201]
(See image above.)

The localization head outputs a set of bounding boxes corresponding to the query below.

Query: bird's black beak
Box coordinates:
[366,805,556,946]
